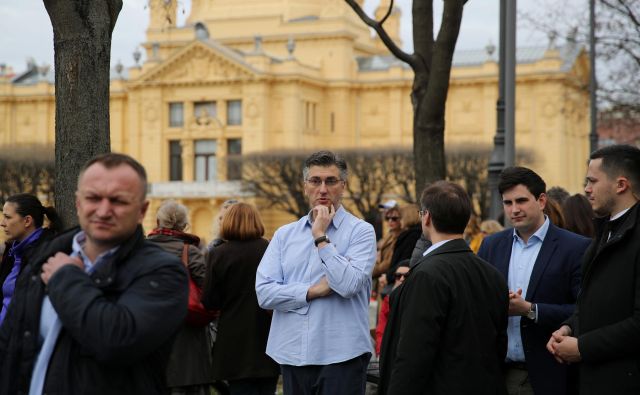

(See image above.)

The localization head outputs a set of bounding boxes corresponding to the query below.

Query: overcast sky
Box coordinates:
[0,1,582,73]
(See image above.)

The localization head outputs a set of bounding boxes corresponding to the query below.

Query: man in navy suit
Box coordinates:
[478,167,591,395]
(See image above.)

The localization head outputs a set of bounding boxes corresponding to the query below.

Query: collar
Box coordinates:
[71,231,120,272]
[9,227,44,258]
[305,205,347,229]
[148,227,201,245]
[423,238,452,256]
[610,207,632,221]
[513,216,550,244]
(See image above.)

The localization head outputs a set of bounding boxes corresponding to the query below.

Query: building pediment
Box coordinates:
[133,40,260,86]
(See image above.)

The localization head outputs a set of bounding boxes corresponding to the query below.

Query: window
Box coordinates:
[194,140,217,181]
[304,101,317,131]
[169,140,182,181]
[227,100,242,125]
[169,102,184,127]
[194,101,217,121]
[227,138,242,180]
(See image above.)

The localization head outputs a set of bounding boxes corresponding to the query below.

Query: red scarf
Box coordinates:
[148,227,201,245]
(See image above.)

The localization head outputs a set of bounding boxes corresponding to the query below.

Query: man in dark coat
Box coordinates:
[379,181,509,395]
[478,167,590,395]
[548,144,640,395]
[0,153,188,395]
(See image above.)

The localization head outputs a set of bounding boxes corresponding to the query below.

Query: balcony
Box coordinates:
[147,180,248,199]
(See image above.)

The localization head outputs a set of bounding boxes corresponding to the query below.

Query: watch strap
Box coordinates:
[314,235,329,247]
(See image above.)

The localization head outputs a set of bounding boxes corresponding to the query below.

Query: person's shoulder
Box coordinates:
[548,224,591,248]
[138,240,183,267]
[340,209,374,232]
[482,228,512,245]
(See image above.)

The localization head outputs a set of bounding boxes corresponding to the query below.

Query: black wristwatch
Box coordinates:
[314,235,330,247]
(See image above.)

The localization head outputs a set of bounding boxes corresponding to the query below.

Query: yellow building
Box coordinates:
[0,0,589,241]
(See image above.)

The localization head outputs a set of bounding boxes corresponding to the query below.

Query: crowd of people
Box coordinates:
[0,144,638,395]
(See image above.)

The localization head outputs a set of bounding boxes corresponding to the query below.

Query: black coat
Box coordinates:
[477,223,590,395]
[565,202,640,395]
[379,239,509,395]
[0,226,188,395]
[202,238,279,381]
[386,224,422,283]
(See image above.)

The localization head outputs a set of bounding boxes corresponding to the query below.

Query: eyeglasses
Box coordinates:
[385,216,400,222]
[305,177,344,187]
[394,272,409,280]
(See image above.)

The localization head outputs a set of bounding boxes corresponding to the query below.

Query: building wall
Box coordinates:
[0,2,590,241]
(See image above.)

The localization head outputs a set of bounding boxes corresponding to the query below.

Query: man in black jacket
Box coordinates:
[548,144,640,395]
[0,153,188,395]
[379,181,509,395]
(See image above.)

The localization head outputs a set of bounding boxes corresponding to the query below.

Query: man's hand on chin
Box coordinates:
[311,204,335,239]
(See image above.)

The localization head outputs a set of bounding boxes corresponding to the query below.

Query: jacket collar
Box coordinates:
[31,225,146,280]
[414,238,471,269]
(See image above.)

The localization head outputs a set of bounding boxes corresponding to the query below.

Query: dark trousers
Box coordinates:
[281,353,371,395]
[227,377,279,395]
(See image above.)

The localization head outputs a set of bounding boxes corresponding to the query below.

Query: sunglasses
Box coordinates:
[394,272,409,280]
[385,216,400,222]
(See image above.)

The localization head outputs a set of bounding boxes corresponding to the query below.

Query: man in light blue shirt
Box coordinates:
[256,150,376,395]
[478,167,590,395]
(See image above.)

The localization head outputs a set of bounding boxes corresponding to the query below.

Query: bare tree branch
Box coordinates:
[344,0,416,67]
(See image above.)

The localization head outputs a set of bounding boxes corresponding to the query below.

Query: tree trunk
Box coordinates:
[412,0,465,195]
[44,0,122,228]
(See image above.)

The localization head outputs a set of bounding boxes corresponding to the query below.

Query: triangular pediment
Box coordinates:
[134,40,260,85]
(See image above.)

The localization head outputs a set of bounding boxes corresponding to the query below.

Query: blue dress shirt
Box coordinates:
[256,205,376,366]
[506,217,549,363]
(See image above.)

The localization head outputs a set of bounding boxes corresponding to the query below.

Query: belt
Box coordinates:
[505,361,527,371]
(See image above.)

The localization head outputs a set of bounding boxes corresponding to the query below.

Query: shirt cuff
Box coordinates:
[317,242,338,263]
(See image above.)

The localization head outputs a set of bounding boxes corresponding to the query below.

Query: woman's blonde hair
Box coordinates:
[156,200,189,231]
[400,204,420,228]
[220,202,265,241]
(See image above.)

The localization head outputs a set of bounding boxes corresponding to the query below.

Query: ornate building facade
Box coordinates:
[0,0,590,240]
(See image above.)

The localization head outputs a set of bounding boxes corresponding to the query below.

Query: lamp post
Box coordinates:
[589,0,598,152]
[487,0,507,220]
[504,0,516,168]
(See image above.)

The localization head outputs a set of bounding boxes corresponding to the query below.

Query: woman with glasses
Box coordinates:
[372,204,402,279]
[202,203,279,395]
[384,204,422,286]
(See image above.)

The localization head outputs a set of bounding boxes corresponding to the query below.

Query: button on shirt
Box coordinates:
[506,217,549,363]
[256,205,377,366]
[29,231,119,395]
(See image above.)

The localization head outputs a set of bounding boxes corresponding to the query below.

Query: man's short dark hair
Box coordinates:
[303,150,348,180]
[420,181,471,234]
[79,152,148,199]
[498,166,546,199]
[591,144,640,195]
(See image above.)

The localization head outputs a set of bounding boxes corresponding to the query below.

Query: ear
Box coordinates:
[23,215,34,229]
[615,177,631,194]
[422,211,431,227]
[538,192,547,210]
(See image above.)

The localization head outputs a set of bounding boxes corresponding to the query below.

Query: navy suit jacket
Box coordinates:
[478,223,590,395]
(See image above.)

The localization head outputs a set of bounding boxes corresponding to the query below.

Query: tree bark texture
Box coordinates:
[44,0,122,228]
[346,0,466,197]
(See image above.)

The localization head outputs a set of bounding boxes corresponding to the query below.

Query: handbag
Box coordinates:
[181,244,219,326]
